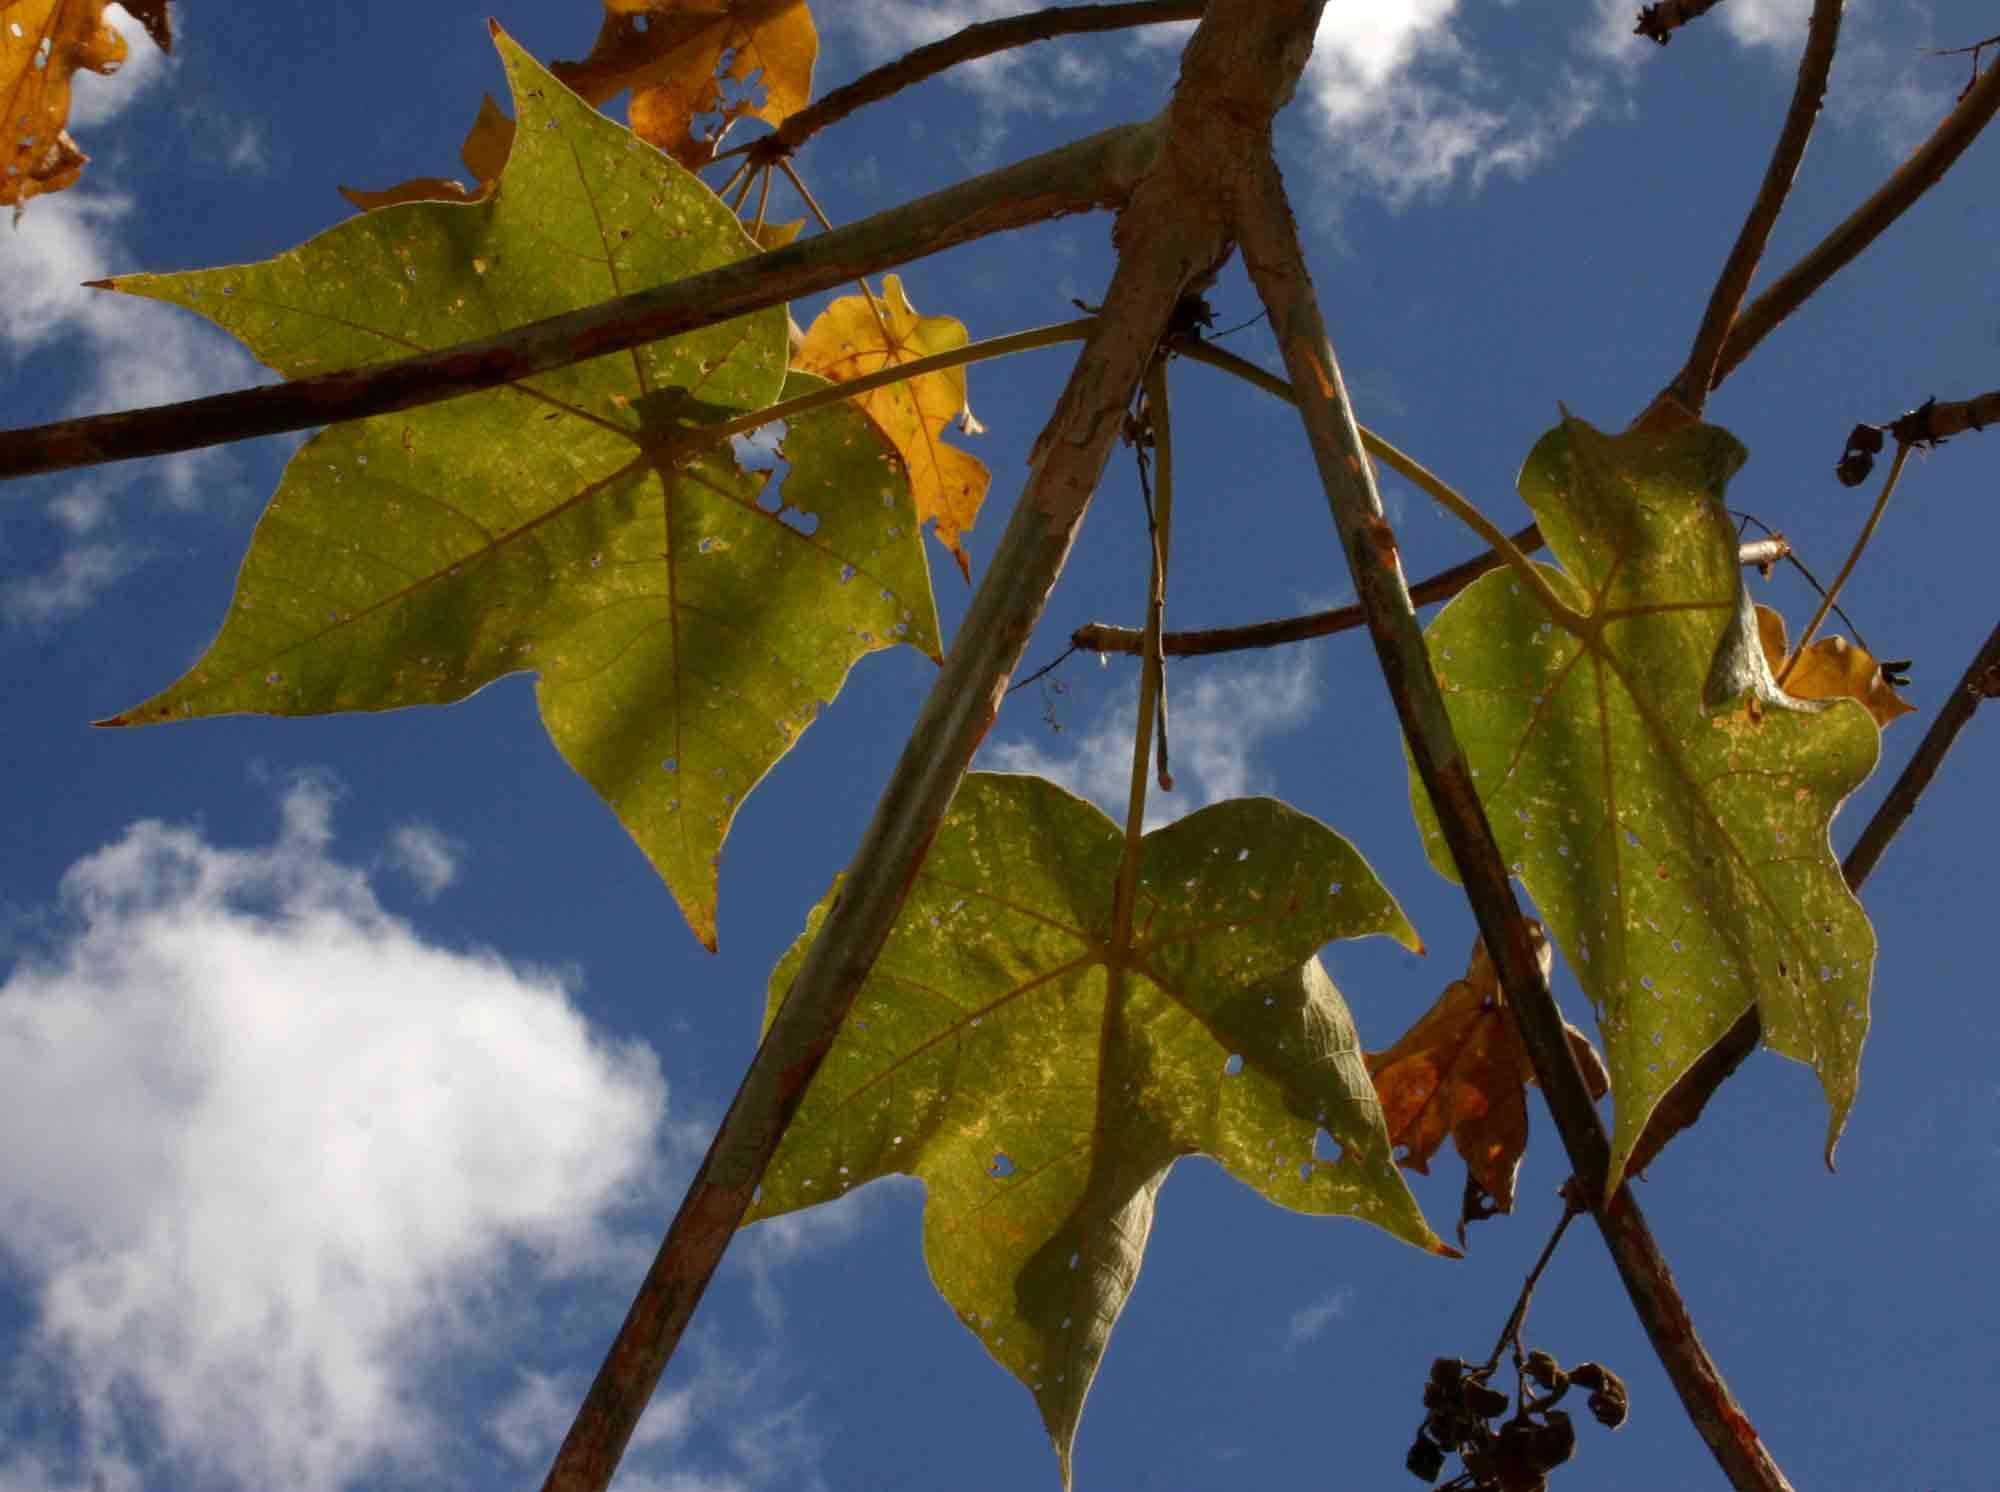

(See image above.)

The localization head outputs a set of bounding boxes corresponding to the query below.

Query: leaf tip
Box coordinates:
[80,278,115,291]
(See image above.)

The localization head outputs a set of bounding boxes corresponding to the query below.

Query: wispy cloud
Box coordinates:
[0,779,671,1492]
[486,1335,826,1492]
[981,652,1318,827]
[1282,1287,1355,1350]
[385,822,462,900]
[1,540,146,624]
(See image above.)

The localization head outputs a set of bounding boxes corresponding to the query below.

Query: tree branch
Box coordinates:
[1627,612,2000,1177]
[1235,151,1796,1492]
[748,1,1207,161]
[1656,0,1842,419]
[0,122,1165,483]
[1712,52,2000,392]
[537,5,1323,1488]
[1071,536,1785,658]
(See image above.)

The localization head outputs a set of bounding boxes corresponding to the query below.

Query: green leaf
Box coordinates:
[1412,416,1878,1192]
[96,27,940,950]
[748,773,1446,1487]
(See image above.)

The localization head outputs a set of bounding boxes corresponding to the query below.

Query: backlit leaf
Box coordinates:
[796,274,990,580]
[749,773,1445,1487]
[1755,604,1916,730]
[554,0,816,170]
[97,27,938,952]
[1413,416,1878,1193]
[1,0,170,209]
[1367,922,1607,1240]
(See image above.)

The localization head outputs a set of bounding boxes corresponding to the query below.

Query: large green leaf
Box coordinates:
[1412,416,1878,1191]
[98,28,940,949]
[749,772,1446,1487]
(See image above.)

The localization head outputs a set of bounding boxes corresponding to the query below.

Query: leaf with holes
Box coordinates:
[1,0,171,208]
[553,0,816,170]
[796,274,990,581]
[1413,416,1878,1194]
[96,27,939,951]
[748,772,1446,1488]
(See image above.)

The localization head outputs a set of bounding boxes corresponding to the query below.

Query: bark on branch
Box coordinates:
[1071,535,1787,658]
[0,122,1163,483]
[537,7,1322,1491]
[1235,151,1797,1492]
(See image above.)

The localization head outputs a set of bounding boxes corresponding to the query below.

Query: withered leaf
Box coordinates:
[1367,922,1607,1235]
[1756,604,1915,729]
[553,0,816,170]
[2,0,171,209]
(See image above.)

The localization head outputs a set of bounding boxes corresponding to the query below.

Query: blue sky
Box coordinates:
[3,3,1998,1490]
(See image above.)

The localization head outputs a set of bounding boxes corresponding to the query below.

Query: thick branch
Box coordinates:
[1712,53,2000,391]
[536,4,1325,1489]
[1628,613,2000,1176]
[1658,0,1841,418]
[756,1,1206,159]
[1235,154,1795,1492]
[0,122,1164,483]
[1072,535,1785,658]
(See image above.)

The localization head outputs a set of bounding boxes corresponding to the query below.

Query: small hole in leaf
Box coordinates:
[1314,1129,1345,1163]
[1223,1053,1244,1076]
[989,1153,1014,1178]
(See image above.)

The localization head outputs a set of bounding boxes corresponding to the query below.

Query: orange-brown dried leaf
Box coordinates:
[340,94,516,212]
[796,274,990,580]
[2,0,168,209]
[1756,604,1915,729]
[553,0,815,170]
[1367,924,1606,1221]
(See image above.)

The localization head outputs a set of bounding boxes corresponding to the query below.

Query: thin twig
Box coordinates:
[1733,510,1872,653]
[1777,440,1909,684]
[0,122,1166,483]
[1481,1197,1584,1374]
[1070,535,1780,658]
[1635,0,1729,45]
[1235,150,1795,1492]
[1170,337,1577,623]
[1658,0,1841,418]
[732,1,1207,162]
[1111,359,1175,944]
[536,7,1311,1487]
[1626,613,2000,1178]
[1713,53,2000,391]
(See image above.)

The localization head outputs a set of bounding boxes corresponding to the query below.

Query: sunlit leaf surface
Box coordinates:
[1413,417,1878,1191]
[749,773,1445,1486]
[100,28,938,951]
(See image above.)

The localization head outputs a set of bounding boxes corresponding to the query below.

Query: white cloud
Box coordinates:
[63,4,172,130]
[0,780,670,1492]
[1,540,146,623]
[386,823,462,900]
[1282,1286,1354,1349]
[1,185,264,627]
[981,652,1318,827]
[1299,6,1604,202]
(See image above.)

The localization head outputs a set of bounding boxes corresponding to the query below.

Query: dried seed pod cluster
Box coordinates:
[1406,1351,1627,1491]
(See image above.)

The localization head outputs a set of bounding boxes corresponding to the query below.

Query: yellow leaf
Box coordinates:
[1756,604,1916,729]
[340,94,516,212]
[796,274,990,580]
[553,0,816,170]
[749,216,803,251]
[1,0,169,209]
